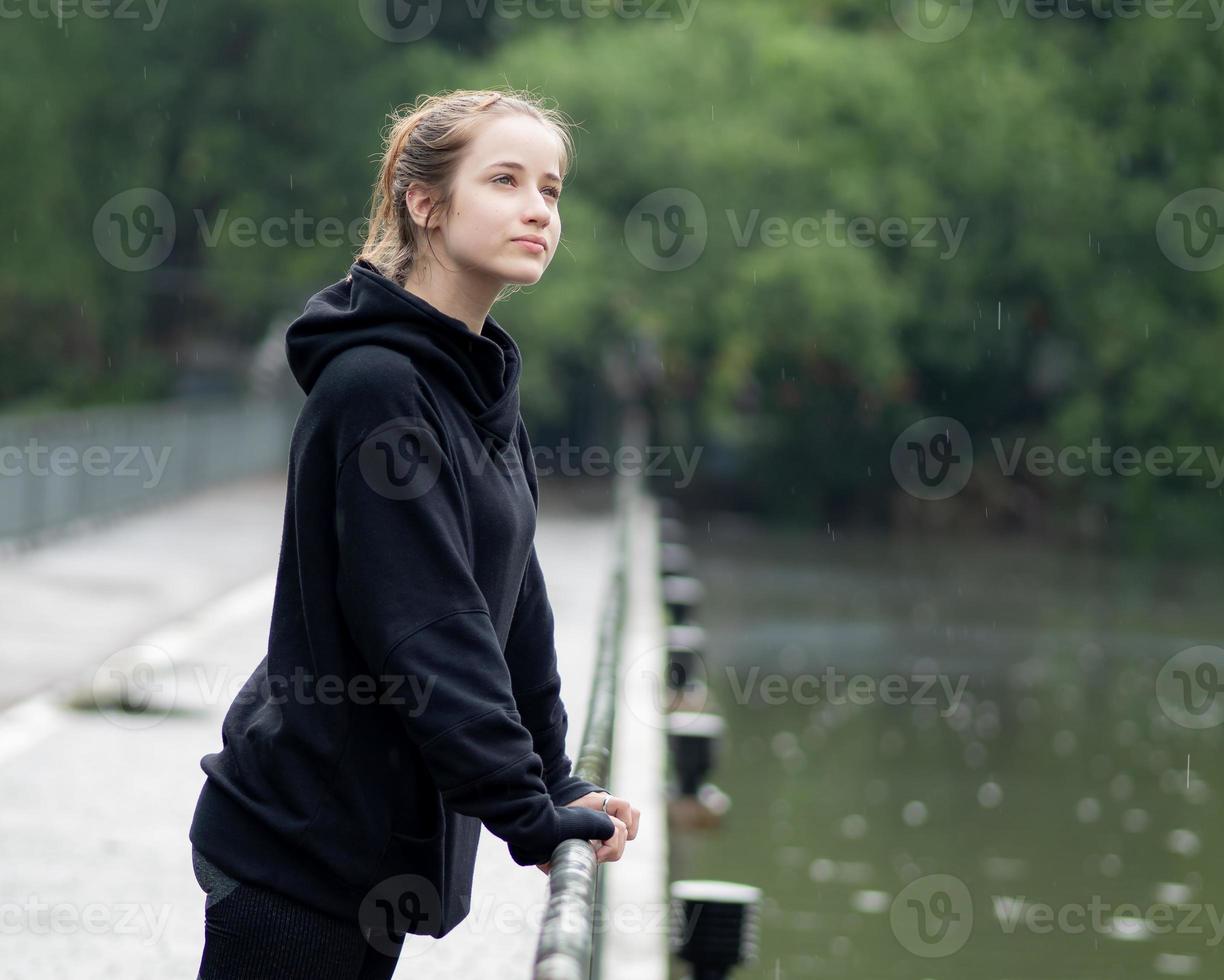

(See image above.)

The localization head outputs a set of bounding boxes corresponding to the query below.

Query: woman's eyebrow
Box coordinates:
[486,160,563,184]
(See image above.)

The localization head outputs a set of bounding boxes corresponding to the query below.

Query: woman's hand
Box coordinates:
[536,792,641,874]
[570,791,640,841]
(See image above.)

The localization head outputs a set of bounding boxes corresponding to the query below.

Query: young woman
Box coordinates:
[189,88,640,980]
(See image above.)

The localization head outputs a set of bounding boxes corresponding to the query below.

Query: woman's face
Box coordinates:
[418,114,563,288]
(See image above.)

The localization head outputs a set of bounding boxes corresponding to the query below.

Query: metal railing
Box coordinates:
[531,407,645,980]
[0,393,302,546]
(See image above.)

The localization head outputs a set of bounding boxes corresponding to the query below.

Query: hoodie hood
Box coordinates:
[286,257,522,446]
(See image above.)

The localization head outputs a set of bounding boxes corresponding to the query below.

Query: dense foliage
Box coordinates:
[2,1,1220,550]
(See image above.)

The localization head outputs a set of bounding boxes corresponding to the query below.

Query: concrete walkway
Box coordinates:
[600,486,670,980]
[0,472,665,978]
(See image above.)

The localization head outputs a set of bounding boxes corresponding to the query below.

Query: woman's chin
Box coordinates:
[498,261,547,286]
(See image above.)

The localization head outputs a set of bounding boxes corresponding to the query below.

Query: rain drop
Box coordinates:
[1053,729,1077,757]
[1121,808,1149,833]
[840,814,868,840]
[1166,828,1200,857]
[1075,797,1101,823]
[978,782,1003,808]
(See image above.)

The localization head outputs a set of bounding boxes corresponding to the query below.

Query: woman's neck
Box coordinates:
[400,264,498,336]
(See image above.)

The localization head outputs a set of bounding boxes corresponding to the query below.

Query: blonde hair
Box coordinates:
[358,87,575,301]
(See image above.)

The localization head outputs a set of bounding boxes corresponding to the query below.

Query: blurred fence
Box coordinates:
[0,394,303,545]
[533,406,644,980]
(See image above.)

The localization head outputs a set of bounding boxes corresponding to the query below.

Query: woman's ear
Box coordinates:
[404,183,438,232]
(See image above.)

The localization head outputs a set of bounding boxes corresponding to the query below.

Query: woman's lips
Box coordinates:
[513,239,546,254]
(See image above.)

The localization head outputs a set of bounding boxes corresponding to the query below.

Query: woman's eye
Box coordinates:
[494,175,560,200]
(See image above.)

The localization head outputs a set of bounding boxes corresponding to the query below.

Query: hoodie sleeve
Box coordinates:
[502,420,608,807]
[505,545,609,808]
[333,411,615,866]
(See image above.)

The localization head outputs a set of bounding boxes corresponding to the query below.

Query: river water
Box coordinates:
[667,515,1224,979]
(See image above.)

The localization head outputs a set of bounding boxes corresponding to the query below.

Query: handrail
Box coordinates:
[0,392,302,546]
[531,407,645,980]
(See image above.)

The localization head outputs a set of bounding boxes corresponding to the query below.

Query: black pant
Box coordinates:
[193,847,404,979]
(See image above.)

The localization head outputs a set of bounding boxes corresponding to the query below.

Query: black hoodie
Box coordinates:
[188,257,615,939]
